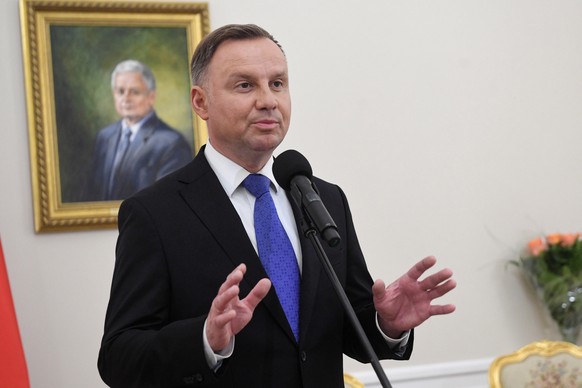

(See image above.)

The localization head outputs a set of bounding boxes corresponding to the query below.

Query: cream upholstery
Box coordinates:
[344,373,365,388]
[489,340,582,388]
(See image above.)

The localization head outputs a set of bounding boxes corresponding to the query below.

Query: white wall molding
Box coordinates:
[350,358,494,388]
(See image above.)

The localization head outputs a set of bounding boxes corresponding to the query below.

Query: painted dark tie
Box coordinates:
[242,173,300,341]
[108,126,131,197]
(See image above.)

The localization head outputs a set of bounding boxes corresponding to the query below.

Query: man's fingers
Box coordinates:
[406,256,437,281]
[217,264,246,294]
[372,279,386,299]
[428,304,456,316]
[211,284,240,315]
[427,279,457,299]
[210,309,237,328]
[418,268,454,291]
[243,278,271,310]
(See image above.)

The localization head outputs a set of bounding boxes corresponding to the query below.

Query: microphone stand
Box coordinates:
[290,185,392,388]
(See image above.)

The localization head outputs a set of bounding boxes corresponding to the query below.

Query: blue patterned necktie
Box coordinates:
[243,174,300,341]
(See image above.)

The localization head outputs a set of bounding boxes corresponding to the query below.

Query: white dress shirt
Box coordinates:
[121,110,155,141]
[204,142,303,272]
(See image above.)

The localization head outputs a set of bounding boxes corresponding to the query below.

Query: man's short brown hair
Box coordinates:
[190,24,284,86]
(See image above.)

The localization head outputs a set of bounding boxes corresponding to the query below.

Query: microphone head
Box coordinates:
[273,150,313,191]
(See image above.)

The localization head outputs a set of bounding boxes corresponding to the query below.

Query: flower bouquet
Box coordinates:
[516,233,582,343]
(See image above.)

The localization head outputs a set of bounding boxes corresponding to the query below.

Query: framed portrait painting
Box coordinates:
[20,0,210,232]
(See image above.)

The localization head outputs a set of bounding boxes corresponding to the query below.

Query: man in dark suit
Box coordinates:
[84,60,192,201]
[98,25,456,387]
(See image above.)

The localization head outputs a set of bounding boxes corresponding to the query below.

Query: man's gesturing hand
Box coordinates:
[372,256,456,338]
[206,264,271,352]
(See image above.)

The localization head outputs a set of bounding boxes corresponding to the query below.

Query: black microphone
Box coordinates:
[273,150,341,247]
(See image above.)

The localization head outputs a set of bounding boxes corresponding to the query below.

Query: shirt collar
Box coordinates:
[204,141,280,198]
[122,110,154,136]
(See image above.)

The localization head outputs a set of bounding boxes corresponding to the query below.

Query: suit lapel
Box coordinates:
[177,149,298,343]
[122,114,157,167]
[287,193,325,343]
[287,188,347,346]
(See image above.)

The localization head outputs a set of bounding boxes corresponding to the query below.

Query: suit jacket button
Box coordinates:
[300,351,307,362]
[183,374,204,385]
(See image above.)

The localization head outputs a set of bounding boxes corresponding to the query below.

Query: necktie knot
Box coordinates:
[242,174,271,198]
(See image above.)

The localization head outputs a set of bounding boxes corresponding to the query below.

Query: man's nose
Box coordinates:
[255,86,277,110]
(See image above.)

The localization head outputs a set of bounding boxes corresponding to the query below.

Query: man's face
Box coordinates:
[113,72,156,125]
[191,38,291,169]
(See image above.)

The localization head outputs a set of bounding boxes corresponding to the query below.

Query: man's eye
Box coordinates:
[273,81,283,88]
[115,88,143,96]
[238,82,251,89]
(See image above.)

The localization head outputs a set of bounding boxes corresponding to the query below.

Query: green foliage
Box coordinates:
[520,236,582,334]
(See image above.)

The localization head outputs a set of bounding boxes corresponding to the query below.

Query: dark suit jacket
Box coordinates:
[84,112,192,201]
[98,146,413,388]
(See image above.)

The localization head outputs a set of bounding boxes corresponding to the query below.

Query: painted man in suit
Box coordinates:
[84,59,192,201]
[98,25,457,387]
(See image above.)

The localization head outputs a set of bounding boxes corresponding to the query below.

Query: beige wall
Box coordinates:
[2,0,582,386]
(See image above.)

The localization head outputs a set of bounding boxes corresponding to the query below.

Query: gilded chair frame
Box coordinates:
[489,340,582,388]
[343,373,365,388]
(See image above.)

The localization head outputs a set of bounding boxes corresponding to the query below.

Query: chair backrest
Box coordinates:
[489,340,582,388]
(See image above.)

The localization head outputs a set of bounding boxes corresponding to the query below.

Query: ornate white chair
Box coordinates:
[489,340,582,387]
[344,373,364,388]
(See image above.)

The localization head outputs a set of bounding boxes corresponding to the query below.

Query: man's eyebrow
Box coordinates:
[226,69,288,81]
[271,71,288,79]
[226,72,252,80]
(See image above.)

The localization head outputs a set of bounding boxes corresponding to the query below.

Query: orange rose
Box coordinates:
[528,238,547,256]
[560,233,578,247]
[546,233,562,245]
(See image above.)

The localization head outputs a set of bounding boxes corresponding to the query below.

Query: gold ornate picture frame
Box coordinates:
[20,0,209,232]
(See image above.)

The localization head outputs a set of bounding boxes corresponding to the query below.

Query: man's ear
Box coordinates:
[147,90,157,106]
[191,86,209,120]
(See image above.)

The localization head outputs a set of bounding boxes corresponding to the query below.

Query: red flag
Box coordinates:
[0,240,30,388]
